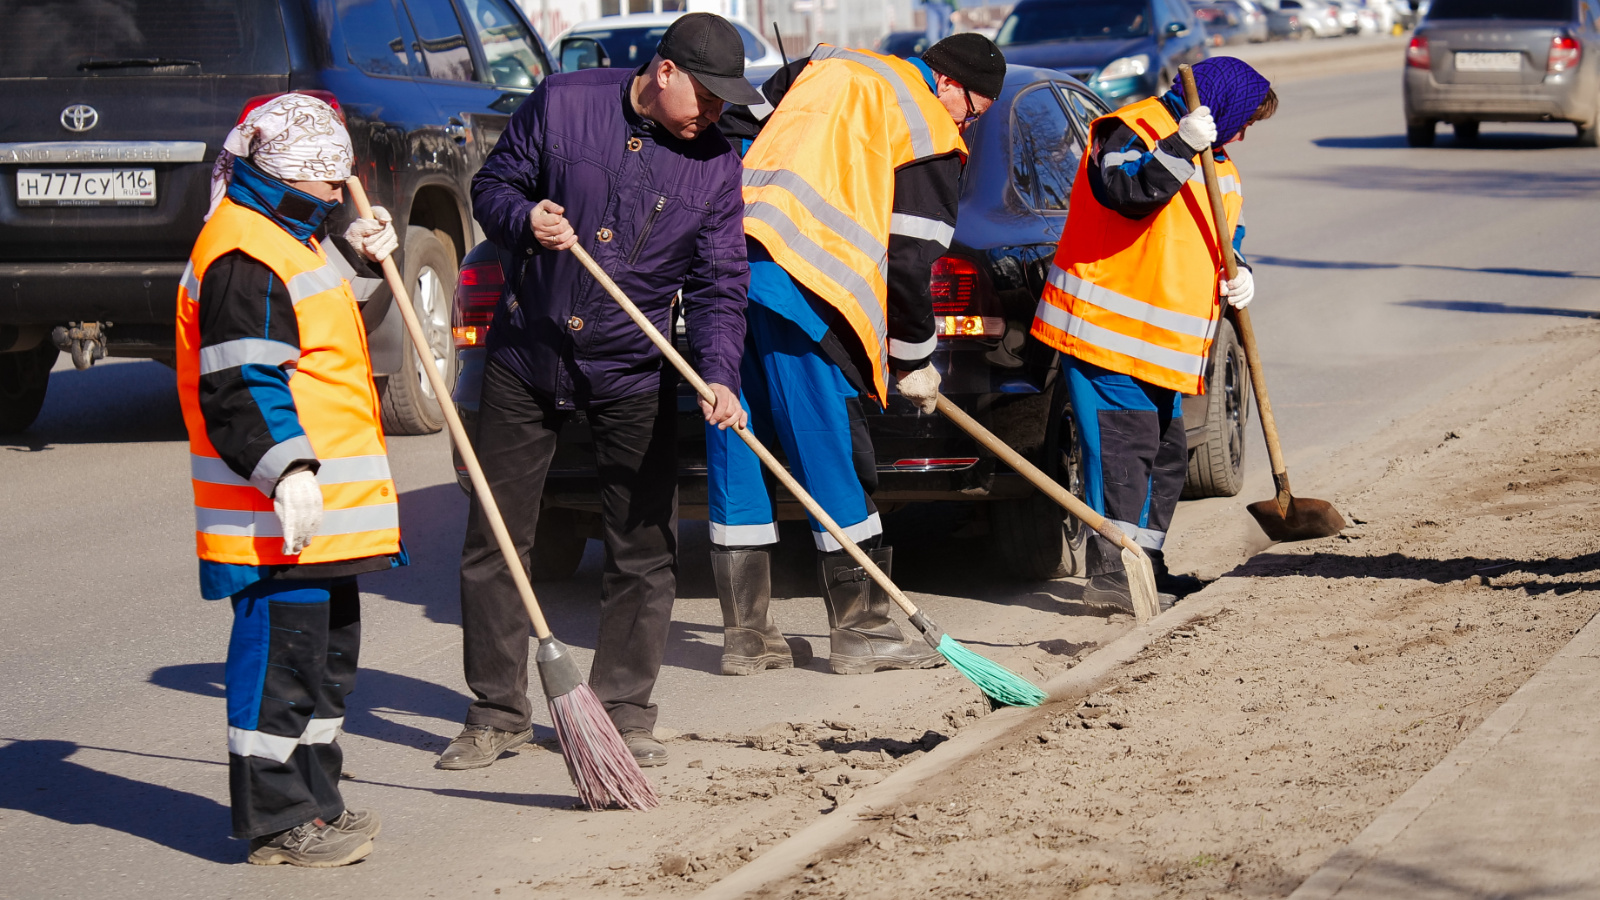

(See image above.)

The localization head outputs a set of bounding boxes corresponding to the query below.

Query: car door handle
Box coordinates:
[445,117,468,144]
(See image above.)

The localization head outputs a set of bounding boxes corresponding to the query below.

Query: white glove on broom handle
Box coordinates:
[344,177,555,642]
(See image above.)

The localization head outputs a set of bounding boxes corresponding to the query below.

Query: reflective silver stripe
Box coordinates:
[745,200,889,375]
[813,512,883,552]
[744,168,887,266]
[748,98,774,121]
[708,521,779,547]
[810,45,934,158]
[299,716,344,745]
[1033,301,1206,378]
[179,261,200,298]
[888,213,954,247]
[1103,149,1143,167]
[1047,266,1212,339]
[227,717,345,763]
[195,502,399,538]
[190,455,247,485]
[192,452,390,487]
[889,335,938,361]
[198,338,299,375]
[286,263,343,305]
[1190,169,1241,196]
[1108,519,1166,550]
[249,435,318,496]
[1153,147,1197,184]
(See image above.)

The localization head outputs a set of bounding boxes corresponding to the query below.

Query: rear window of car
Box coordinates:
[0,0,289,78]
[1427,0,1573,19]
[996,0,1154,45]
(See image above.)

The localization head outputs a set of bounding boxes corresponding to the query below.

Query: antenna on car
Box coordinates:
[773,22,789,69]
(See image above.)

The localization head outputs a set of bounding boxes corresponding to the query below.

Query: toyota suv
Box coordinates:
[0,0,554,433]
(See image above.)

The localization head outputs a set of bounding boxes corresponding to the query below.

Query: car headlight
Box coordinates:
[1097,54,1150,81]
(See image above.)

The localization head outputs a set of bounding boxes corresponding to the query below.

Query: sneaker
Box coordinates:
[1081,570,1176,614]
[328,808,381,841]
[436,724,533,771]
[621,730,668,767]
[247,818,372,868]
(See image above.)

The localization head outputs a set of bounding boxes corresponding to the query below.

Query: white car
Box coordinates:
[553,13,786,85]
[1274,0,1344,37]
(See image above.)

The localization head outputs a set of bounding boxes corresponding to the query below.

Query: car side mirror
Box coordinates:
[1166,21,1190,37]
[559,37,609,72]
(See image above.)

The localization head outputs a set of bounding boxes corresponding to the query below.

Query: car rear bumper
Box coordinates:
[0,260,184,329]
[1404,69,1591,124]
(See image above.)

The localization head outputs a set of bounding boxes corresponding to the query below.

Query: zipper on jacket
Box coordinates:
[628,195,667,265]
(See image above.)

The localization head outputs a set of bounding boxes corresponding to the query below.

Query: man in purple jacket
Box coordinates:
[441,13,761,770]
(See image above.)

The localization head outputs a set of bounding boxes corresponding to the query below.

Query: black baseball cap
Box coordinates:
[657,12,766,106]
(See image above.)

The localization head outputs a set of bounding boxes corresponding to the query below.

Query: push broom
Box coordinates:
[346,178,656,811]
[568,244,1044,708]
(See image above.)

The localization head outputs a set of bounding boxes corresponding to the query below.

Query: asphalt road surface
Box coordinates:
[5,63,1600,898]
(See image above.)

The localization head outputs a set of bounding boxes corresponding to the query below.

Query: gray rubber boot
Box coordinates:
[818,547,942,675]
[713,548,813,675]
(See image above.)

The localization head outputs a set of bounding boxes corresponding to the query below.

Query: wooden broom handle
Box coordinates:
[345,177,554,640]
[1178,65,1292,510]
[567,242,923,620]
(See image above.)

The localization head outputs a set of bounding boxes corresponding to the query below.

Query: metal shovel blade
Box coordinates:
[1247,496,1347,543]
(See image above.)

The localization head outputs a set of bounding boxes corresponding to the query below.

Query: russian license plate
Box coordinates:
[16,168,156,206]
[1455,51,1521,72]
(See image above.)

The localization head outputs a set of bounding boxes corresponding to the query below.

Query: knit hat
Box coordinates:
[921,33,1006,100]
[1171,57,1271,148]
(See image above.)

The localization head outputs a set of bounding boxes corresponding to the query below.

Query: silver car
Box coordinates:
[1403,0,1600,146]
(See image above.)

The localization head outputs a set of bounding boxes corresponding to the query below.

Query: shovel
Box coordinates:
[1179,64,1345,543]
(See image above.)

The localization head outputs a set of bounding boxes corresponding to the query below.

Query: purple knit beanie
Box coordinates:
[1172,57,1271,148]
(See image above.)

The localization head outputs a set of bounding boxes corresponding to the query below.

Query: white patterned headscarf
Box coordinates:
[207,93,354,220]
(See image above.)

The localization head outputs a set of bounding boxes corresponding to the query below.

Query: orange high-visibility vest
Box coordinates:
[176,197,401,566]
[742,45,966,403]
[1031,97,1244,395]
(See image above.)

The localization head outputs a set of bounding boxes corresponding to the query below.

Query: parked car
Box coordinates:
[1264,3,1314,38]
[0,0,554,434]
[448,65,1252,581]
[1231,0,1275,41]
[553,13,785,87]
[876,30,936,58]
[1326,0,1362,32]
[1404,0,1600,146]
[1190,0,1252,44]
[1275,0,1347,36]
[994,0,1211,107]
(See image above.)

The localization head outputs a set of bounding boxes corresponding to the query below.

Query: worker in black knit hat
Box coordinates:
[704,33,1005,679]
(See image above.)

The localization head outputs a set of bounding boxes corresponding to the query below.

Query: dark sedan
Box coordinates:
[994,0,1210,107]
[448,65,1251,581]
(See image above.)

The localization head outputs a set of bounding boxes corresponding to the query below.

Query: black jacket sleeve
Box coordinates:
[1086,118,1199,221]
[886,152,963,372]
[196,251,318,497]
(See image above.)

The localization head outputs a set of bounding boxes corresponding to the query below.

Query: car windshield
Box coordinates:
[996,0,1152,44]
[572,24,765,67]
[0,0,288,78]
[1426,0,1572,18]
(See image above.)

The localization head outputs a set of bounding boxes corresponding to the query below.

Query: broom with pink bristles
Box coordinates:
[346,178,656,811]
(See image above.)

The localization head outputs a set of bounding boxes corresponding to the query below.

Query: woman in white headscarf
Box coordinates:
[176,93,402,868]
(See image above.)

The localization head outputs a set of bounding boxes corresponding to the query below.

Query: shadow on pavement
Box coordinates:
[0,359,185,451]
[1313,132,1584,151]
[1254,254,1600,281]
[1285,163,1600,198]
[1230,549,1600,595]
[341,776,577,811]
[1399,299,1600,319]
[0,738,234,863]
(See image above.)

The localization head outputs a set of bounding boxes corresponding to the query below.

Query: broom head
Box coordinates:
[1122,545,1162,622]
[536,637,658,811]
[908,611,1045,707]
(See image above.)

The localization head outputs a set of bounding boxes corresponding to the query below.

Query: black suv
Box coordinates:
[0,0,554,434]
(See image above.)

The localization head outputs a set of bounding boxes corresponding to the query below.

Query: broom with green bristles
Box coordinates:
[569,244,1046,708]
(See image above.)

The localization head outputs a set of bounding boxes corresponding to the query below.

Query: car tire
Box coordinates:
[1577,119,1599,148]
[380,226,458,436]
[1453,120,1480,142]
[528,507,593,581]
[991,406,1086,581]
[0,343,59,433]
[1406,120,1437,147]
[1182,317,1249,499]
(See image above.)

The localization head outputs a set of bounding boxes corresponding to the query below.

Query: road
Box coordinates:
[5,61,1600,898]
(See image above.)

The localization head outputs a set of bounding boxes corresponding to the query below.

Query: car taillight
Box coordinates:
[236,90,345,125]
[1549,34,1581,74]
[1406,35,1430,69]
[452,260,504,348]
[929,256,1001,339]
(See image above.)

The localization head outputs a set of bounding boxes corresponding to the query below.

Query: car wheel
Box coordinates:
[991,403,1087,581]
[529,507,594,581]
[1454,120,1480,142]
[0,343,59,433]
[1182,317,1249,499]
[1577,119,1599,148]
[1406,120,1437,147]
[380,226,458,435]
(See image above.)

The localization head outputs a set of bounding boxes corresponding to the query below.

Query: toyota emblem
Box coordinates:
[61,104,99,133]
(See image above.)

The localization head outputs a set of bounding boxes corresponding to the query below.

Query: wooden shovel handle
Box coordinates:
[345,177,554,640]
[566,242,924,621]
[1177,65,1291,511]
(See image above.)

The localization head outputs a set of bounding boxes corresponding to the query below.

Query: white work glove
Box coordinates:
[895,365,941,415]
[1221,267,1255,309]
[343,205,397,263]
[273,469,324,556]
[1177,105,1217,153]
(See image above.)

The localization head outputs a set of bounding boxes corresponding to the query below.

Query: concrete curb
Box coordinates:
[694,593,1233,900]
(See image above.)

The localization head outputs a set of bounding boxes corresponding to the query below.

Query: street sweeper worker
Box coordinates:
[445,12,759,771]
[703,34,1005,677]
[1030,57,1277,613]
[176,92,405,867]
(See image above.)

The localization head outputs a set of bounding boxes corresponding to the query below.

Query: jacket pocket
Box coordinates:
[628,194,668,265]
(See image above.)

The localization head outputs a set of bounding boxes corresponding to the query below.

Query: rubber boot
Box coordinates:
[712,548,813,676]
[818,547,942,675]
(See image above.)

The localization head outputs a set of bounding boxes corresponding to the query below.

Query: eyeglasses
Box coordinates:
[960,88,992,131]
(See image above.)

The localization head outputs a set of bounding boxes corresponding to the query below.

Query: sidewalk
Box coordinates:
[1291,612,1600,900]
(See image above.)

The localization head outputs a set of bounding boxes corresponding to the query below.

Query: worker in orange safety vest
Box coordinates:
[1031,57,1277,612]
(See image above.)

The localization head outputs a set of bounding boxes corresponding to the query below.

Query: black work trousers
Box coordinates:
[459,360,678,735]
